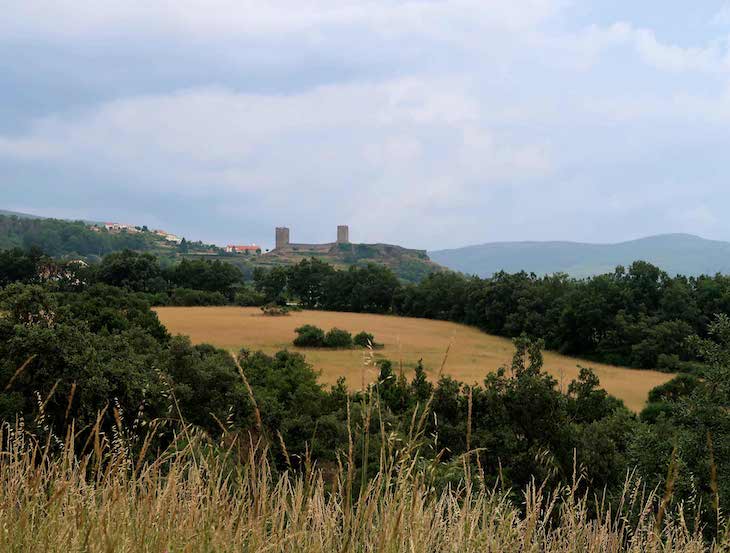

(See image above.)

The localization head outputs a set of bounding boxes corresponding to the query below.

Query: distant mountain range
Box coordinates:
[429,234,730,278]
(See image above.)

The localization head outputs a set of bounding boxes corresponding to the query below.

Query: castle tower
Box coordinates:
[275,227,290,249]
[337,225,350,244]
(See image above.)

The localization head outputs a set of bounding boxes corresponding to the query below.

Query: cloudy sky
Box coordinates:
[2,1,730,250]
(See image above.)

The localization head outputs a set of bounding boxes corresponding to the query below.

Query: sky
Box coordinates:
[2,1,730,250]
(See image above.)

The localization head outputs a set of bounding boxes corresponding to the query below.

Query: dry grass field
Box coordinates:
[154,306,675,411]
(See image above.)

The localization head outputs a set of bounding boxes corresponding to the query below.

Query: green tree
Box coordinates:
[287,258,335,308]
[97,250,166,292]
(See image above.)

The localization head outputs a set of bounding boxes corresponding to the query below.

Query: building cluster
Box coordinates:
[99,222,140,233]
[89,223,182,244]
[225,244,262,255]
[152,229,182,244]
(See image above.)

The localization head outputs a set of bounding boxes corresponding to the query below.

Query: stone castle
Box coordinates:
[274,225,350,251]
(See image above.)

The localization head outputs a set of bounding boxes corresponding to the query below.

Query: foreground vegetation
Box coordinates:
[2,245,730,548]
[1,419,719,552]
[2,280,730,543]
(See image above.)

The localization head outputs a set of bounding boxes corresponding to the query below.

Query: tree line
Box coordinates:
[256,257,729,373]
[6,246,730,374]
[0,247,254,306]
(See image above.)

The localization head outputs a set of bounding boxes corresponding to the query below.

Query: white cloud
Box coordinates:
[4,0,730,247]
[0,80,552,234]
[2,0,561,40]
[553,22,730,74]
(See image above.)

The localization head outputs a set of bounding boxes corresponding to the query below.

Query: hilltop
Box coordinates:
[257,241,439,282]
[429,234,730,278]
[0,211,440,282]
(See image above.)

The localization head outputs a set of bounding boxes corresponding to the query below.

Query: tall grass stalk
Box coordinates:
[0,418,718,552]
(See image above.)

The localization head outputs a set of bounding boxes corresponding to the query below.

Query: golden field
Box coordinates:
[154,306,675,411]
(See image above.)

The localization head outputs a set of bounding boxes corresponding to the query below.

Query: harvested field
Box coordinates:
[154,306,675,411]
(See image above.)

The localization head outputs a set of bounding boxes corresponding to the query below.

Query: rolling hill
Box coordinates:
[429,234,730,278]
[0,210,440,282]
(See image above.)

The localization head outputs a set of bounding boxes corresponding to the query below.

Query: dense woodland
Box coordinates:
[1,245,730,536]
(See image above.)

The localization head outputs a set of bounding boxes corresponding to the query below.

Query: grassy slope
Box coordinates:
[430,233,730,277]
[154,306,674,411]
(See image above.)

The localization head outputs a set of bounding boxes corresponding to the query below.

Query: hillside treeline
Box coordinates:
[0,247,249,305]
[257,258,728,373]
[0,215,154,257]
[5,247,730,373]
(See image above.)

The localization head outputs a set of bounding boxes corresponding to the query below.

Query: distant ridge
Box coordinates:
[429,234,730,278]
[0,209,44,220]
[0,208,103,225]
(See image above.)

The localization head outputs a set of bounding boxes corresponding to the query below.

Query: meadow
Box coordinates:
[154,306,674,411]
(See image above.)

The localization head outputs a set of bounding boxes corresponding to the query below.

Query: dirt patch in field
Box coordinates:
[154,306,675,412]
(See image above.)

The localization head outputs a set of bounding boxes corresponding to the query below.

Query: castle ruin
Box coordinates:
[273,225,350,251]
[275,227,290,249]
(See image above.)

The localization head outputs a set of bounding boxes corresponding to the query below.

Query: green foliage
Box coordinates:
[0,247,45,286]
[322,263,400,313]
[292,325,356,349]
[97,250,166,292]
[165,258,242,296]
[628,314,730,533]
[0,215,151,257]
[647,373,701,403]
[253,266,289,305]
[234,286,266,307]
[293,324,326,347]
[167,288,228,306]
[353,331,375,347]
[286,258,335,308]
[323,328,353,348]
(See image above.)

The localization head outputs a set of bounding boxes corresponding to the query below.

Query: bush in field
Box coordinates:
[293,324,326,347]
[324,328,353,348]
[353,331,383,348]
[261,303,290,316]
[354,331,374,347]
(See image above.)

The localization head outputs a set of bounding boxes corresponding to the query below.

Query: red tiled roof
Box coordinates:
[227,245,260,251]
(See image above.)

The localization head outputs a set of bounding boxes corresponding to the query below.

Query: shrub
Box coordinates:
[353,331,383,349]
[353,331,374,347]
[323,328,353,348]
[293,324,326,347]
[261,304,290,316]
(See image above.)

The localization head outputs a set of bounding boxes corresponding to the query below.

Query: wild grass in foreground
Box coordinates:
[0,418,720,553]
